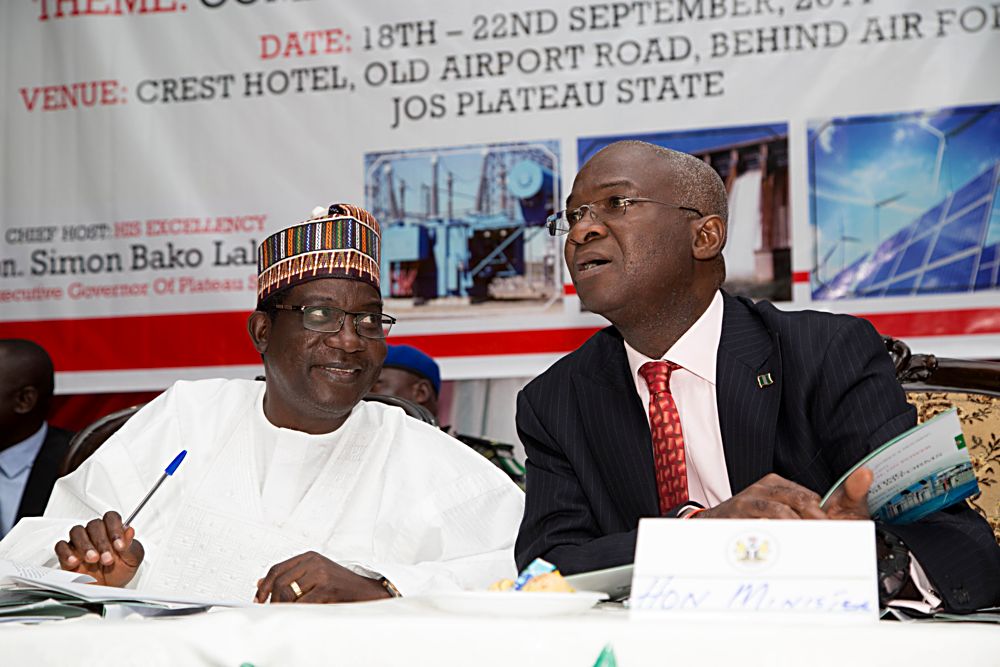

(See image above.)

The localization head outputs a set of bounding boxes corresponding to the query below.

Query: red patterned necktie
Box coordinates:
[639,361,688,516]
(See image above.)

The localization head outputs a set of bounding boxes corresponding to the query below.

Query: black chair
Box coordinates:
[364,393,438,427]
[60,404,145,476]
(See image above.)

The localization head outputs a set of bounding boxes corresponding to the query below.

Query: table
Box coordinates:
[3,599,998,666]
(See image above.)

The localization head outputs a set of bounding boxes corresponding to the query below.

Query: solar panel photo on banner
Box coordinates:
[809,104,1000,300]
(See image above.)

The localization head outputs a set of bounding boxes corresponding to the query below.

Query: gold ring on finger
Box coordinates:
[289,580,304,599]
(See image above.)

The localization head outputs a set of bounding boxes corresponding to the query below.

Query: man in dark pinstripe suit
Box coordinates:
[515,141,999,612]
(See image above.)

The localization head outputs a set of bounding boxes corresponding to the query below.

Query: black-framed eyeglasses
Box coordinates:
[546,195,703,236]
[273,304,396,339]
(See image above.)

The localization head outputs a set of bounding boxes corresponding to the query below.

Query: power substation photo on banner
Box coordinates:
[364,140,562,316]
[808,103,1000,301]
[579,124,791,303]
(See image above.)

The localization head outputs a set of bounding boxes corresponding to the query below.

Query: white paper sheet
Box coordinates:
[0,559,95,586]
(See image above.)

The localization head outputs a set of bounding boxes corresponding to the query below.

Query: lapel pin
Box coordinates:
[756,372,774,388]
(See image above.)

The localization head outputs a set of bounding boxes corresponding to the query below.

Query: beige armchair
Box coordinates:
[884,336,1000,543]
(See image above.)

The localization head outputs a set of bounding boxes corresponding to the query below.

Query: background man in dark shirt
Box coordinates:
[0,339,73,538]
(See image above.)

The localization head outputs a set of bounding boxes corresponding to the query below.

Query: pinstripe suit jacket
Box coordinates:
[515,293,1000,612]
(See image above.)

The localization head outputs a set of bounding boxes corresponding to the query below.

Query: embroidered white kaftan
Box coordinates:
[0,379,524,601]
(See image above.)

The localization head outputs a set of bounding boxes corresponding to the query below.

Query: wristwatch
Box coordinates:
[876,529,910,606]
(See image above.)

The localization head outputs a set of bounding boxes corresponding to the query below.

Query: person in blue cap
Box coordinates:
[373,345,526,487]
[373,345,442,419]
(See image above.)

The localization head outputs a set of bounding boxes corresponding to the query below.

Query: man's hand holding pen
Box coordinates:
[54,510,145,587]
[50,451,183,587]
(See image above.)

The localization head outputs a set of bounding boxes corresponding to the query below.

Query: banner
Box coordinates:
[1,0,997,393]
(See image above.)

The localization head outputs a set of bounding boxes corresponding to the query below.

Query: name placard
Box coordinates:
[630,519,878,623]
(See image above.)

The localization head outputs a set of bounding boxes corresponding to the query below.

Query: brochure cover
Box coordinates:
[821,409,978,525]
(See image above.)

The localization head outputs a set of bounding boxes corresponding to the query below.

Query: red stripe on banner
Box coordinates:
[563,283,576,295]
[792,271,810,283]
[858,308,1000,338]
[2,307,998,372]
[0,311,261,371]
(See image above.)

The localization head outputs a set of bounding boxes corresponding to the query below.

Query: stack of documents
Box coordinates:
[0,559,244,622]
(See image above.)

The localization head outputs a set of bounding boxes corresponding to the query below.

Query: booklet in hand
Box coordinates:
[821,408,978,525]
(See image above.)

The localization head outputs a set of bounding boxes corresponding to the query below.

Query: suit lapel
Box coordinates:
[716,294,783,494]
[17,428,67,520]
[573,329,659,520]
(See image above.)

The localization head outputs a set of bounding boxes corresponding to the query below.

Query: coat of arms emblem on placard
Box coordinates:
[728,532,778,571]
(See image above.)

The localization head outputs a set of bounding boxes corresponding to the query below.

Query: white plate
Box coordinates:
[417,590,608,617]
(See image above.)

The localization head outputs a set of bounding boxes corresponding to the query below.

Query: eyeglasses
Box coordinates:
[546,195,703,236]
[273,304,397,339]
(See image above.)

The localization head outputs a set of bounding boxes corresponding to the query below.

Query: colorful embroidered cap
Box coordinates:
[256,203,381,304]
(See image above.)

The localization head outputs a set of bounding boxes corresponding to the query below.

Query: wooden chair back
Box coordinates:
[883,336,1000,543]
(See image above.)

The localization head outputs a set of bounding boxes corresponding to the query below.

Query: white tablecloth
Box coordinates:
[3,599,998,666]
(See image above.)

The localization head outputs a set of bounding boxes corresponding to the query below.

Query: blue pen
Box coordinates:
[122,450,187,528]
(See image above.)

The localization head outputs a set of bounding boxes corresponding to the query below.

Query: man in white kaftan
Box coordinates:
[0,203,525,603]
[0,378,523,600]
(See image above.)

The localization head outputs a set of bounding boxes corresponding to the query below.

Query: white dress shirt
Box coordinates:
[0,423,48,538]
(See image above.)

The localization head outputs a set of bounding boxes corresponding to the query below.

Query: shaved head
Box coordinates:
[593,140,729,227]
[565,140,730,358]
[582,140,730,287]
[0,340,54,398]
